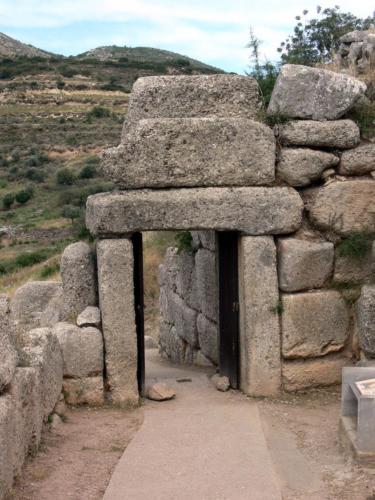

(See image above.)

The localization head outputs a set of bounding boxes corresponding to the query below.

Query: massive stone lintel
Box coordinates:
[125,74,261,127]
[103,118,276,188]
[86,188,303,236]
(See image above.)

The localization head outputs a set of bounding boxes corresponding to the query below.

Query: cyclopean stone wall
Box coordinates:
[336,28,375,75]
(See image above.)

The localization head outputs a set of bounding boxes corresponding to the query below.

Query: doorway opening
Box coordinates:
[132,231,240,396]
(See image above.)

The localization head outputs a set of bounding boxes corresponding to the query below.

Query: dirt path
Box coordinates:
[8,406,143,500]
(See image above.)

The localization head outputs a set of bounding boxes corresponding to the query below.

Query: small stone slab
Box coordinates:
[338,143,375,175]
[268,64,366,120]
[77,306,101,327]
[147,383,176,401]
[86,187,303,236]
[211,374,230,392]
[103,118,276,188]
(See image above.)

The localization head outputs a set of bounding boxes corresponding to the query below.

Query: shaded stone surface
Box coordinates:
[197,314,218,365]
[211,374,230,392]
[125,74,261,126]
[356,286,375,358]
[53,322,103,378]
[60,242,97,318]
[277,148,339,187]
[276,120,360,149]
[97,239,138,407]
[159,321,187,364]
[63,376,105,406]
[268,64,366,120]
[104,118,276,188]
[195,248,217,322]
[239,236,281,396]
[86,188,303,236]
[277,238,334,292]
[307,180,375,236]
[281,291,349,359]
[283,355,351,391]
[334,242,375,284]
[338,143,375,175]
[0,295,17,392]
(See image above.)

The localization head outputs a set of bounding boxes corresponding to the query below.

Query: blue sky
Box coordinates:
[0,1,374,73]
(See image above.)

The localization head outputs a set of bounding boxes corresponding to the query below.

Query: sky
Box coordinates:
[0,1,374,74]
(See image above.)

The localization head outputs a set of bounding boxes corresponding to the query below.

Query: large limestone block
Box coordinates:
[175,250,195,301]
[197,314,218,365]
[277,148,339,187]
[307,180,375,236]
[60,242,97,318]
[192,231,216,251]
[104,118,275,188]
[338,143,375,175]
[282,355,351,391]
[239,236,281,396]
[282,291,349,359]
[0,295,17,392]
[97,239,138,407]
[159,247,179,291]
[10,281,62,333]
[63,376,104,406]
[125,74,261,125]
[86,188,303,236]
[0,394,14,498]
[53,322,103,378]
[161,290,198,347]
[195,248,218,322]
[276,120,360,149]
[277,238,334,292]
[268,64,366,120]
[356,286,375,358]
[334,242,375,284]
[159,321,187,364]
[20,327,63,419]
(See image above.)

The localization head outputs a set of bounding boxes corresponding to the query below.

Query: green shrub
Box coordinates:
[15,251,48,268]
[61,204,81,223]
[15,187,34,205]
[79,164,97,179]
[24,168,46,183]
[175,231,193,254]
[56,79,65,90]
[86,105,111,119]
[58,65,76,78]
[57,168,75,186]
[39,262,60,278]
[337,232,373,259]
[2,192,15,210]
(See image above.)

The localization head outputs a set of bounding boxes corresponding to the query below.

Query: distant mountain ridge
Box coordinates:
[0,32,53,59]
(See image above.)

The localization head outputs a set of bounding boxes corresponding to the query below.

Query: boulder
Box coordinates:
[282,355,351,391]
[125,74,261,126]
[277,238,334,292]
[40,286,67,327]
[338,143,375,175]
[356,286,375,358]
[334,242,375,284]
[197,314,218,365]
[20,327,63,419]
[86,188,303,237]
[307,180,375,236]
[195,249,218,322]
[10,281,62,333]
[211,374,230,392]
[282,291,349,359]
[104,118,276,188]
[146,382,176,401]
[276,120,360,149]
[76,306,101,327]
[60,242,97,318]
[277,148,339,187]
[0,295,17,392]
[268,64,366,120]
[63,376,104,406]
[53,322,103,378]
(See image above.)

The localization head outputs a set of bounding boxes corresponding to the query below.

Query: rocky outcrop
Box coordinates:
[268,64,366,120]
[336,29,375,74]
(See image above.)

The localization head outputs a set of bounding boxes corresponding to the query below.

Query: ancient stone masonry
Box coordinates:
[336,29,375,75]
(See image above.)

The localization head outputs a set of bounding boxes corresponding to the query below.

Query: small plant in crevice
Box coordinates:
[175,231,193,254]
[271,300,284,315]
[337,232,373,260]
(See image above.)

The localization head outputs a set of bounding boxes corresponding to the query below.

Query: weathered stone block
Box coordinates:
[76,306,101,327]
[276,120,360,149]
[61,242,97,318]
[283,355,351,391]
[0,295,17,392]
[334,242,375,284]
[277,238,334,292]
[268,64,366,120]
[356,286,375,358]
[166,292,198,347]
[97,239,138,407]
[159,247,178,290]
[0,394,14,498]
[282,291,349,359]
[239,236,281,396]
[308,180,375,236]
[193,231,216,251]
[20,328,63,419]
[197,314,218,365]
[159,321,186,363]
[175,250,195,301]
[63,376,104,406]
[10,281,62,333]
[195,248,218,322]
[277,148,339,187]
[106,118,275,188]
[338,143,375,175]
[53,322,103,378]
[86,188,303,236]
[125,74,261,125]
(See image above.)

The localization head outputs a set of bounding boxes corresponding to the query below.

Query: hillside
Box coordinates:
[0,33,223,294]
[0,32,53,59]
